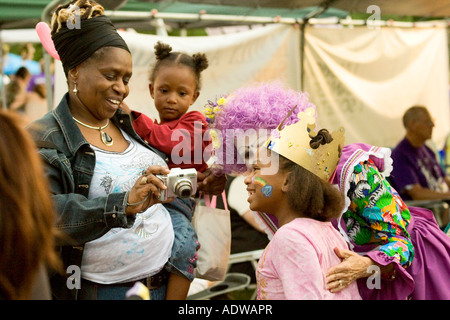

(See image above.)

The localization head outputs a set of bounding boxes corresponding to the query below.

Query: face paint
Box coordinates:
[261,185,273,197]
[253,176,267,187]
[252,176,273,197]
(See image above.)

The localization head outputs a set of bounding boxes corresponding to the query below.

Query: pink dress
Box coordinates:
[256,218,362,300]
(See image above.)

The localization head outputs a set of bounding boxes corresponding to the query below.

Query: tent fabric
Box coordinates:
[53,23,449,149]
[0,0,348,29]
[1,2,448,149]
[304,25,449,148]
[119,1,347,18]
[53,23,301,120]
[180,0,450,18]
[0,0,449,30]
[0,0,49,20]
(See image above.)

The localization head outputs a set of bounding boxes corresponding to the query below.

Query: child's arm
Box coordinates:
[119,101,136,121]
[133,111,211,165]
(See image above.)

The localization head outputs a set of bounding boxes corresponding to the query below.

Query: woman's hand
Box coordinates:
[325,247,373,293]
[125,165,170,215]
[197,169,227,195]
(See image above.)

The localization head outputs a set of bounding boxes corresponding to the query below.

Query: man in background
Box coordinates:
[390,105,450,229]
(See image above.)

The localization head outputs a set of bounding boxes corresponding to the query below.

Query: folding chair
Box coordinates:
[187,249,264,300]
[405,199,449,228]
[187,273,250,300]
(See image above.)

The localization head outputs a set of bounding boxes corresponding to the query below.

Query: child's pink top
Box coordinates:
[256,218,362,300]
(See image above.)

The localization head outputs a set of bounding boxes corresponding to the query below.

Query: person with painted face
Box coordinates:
[243,107,361,300]
[206,82,359,299]
[209,82,450,300]
[203,81,314,281]
[205,81,318,236]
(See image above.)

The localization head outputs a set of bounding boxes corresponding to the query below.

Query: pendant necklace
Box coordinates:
[72,117,114,146]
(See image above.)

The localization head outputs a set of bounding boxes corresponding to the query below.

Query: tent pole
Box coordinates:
[106,10,298,25]
[300,0,337,91]
[300,22,305,91]
[41,0,65,111]
[0,27,7,110]
[43,52,52,112]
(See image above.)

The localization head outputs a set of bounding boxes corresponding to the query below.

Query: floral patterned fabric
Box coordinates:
[344,159,414,267]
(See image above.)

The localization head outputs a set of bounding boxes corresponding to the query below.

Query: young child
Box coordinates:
[121,42,210,299]
[244,107,361,300]
[204,81,317,236]
[127,41,210,172]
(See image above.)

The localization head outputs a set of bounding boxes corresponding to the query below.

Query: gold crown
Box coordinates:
[264,107,345,181]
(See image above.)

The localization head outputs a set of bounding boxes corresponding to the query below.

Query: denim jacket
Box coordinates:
[28,93,168,241]
[27,93,170,299]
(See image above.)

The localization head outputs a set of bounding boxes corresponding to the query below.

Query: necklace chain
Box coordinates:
[72,116,114,146]
[72,117,109,130]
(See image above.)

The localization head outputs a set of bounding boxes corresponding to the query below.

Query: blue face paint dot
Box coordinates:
[261,185,273,197]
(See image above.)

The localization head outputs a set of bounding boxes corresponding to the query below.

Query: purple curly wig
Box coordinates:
[209,81,316,174]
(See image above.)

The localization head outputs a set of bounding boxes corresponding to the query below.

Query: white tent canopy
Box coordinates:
[52,23,450,148]
[1,0,448,149]
[304,25,449,148]
[0,29,40,43]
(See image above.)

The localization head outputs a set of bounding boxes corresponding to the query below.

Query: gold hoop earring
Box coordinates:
[73,82,78,95]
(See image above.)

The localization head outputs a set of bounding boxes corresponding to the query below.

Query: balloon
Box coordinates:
[35,22,60,61]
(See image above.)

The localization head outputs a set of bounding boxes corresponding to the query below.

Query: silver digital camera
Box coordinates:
[157,168,197,201]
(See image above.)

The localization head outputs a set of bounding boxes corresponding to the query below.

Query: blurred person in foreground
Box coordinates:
[0,109,61,300]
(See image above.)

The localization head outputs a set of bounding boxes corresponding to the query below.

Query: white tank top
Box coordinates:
[81,131,174,284]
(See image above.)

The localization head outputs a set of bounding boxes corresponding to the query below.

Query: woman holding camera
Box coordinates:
[28,0,224,300]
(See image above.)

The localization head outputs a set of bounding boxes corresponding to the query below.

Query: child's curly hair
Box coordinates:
[279,151,345,222]
[150,41,209,91]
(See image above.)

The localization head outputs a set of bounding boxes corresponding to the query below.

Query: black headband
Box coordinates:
[52,15,130,75]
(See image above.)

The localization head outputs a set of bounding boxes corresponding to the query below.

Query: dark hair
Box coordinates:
[278,128,344,222]
[150,41,209,91]
[33,84,47,99]
[14,67,30,80]
[279,154,344,222]
[310,128,334,149]
[402,105,429,128]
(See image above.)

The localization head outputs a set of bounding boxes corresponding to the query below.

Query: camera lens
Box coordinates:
[174,179,193,198]
[180,188,191,197]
